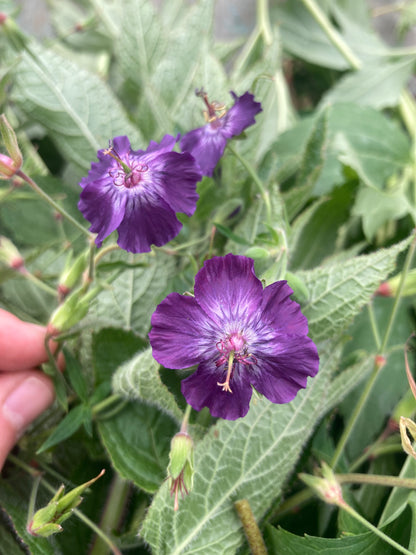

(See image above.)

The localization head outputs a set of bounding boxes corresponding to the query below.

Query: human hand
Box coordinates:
[0,309,55,471]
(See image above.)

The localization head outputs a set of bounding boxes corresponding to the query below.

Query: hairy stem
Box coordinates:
[235,499,267,555]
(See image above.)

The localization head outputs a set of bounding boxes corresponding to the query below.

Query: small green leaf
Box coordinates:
[214,222,252,246]
[37,404,90,453]
[63,348,89,402]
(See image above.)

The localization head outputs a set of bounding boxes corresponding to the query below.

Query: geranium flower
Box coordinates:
[149,254,319,420]
[180,90,262,177]
[78,135,202,253]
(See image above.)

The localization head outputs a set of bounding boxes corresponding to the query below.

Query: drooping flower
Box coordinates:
[78,135,202,253]
[149,254,319,420]
[180,90,262,177]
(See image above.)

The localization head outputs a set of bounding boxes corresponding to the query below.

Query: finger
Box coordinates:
[0,309,54,372]
[0,370,55,471]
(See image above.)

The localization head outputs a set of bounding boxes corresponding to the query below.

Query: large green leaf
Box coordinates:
[112,347,183,424]
[97,401,177,493]
[11,42,141,173]
[140,341,336,553]
[300,236,411,344]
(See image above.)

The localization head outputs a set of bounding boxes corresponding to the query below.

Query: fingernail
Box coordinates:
[3,377,53,433]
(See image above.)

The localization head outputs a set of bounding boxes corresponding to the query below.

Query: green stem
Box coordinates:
[380,232,416,354]
[337,472,416,489]
[23,270,57,297]
[367,302,381,350]
[235,499,268,555]
[300,0,361,70]
[257,0,272,45]
[94,243,120,265]
[180,404,193,434]
[342,503,414,555]
[17,170,94,240]
[7,454,121,554]
[92,394,122,416]
[90,474,130,555]
[27,473,42,528]
[227,143,272,226]
[350,442,402,472]
[271,487,314,519]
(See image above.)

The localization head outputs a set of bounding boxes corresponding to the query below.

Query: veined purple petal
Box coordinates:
[181,360,253,420]
[148,151,201,216]
[221,92,262,139]
[116,191,182,253]
[194,254,263,327]
[111,136,132,157]
[78,180,127,247]
[180,127,227,177]
[249,336,319,403]
[143,134,179,155]
[261,281,309,336]
[149,293,217,369]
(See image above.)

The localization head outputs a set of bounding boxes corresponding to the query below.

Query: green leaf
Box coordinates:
[112,347,183,424]
[91,251,175,335]
[300,236,412,344]
[264,525,387,554]
[97,401,177,493]
[63,348,89,402]
[352,186,411,241]
[11,42,141,173]
[320,59,416,109]
[37,404,90,454]
[140,341,336,553]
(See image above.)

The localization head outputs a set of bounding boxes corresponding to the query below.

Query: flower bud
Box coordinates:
[28,470,104,537]
[57,250,88,300]
[299,462,345,508]
[400,416,416,460]
[377,269,416,298]
[0,235,25,272]
[48,285,100,334]
[168,432,194,511]
[0,114,22,178]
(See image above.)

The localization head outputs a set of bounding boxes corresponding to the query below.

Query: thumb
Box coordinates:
[0,371,54,471]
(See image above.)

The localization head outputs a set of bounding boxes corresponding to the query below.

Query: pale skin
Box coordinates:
[0,309,55,471]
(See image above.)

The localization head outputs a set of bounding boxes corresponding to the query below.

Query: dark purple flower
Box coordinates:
[180,90,262,177]
[78,135,202,253]
[149,254,319,420]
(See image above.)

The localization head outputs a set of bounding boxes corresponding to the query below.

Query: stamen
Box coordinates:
[217,351,234,393]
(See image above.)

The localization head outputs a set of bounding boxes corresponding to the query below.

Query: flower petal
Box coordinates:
[78,180,127,247]
[143,134,179,155]
[149,293,217,369]
[115,190,182,253]
[221,92,262,139]
[261,281,309,336]
[250,336,319,403]
[148,151,201,216]
[181,360,253,420]
[194,254,263,328]
[180,126,227,177]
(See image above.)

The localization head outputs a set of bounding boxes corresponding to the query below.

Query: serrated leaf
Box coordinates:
[91,251,175,335]
[97,401,177,493]
[140,341,336,553]
[112,347,183,423]
[300,236,412,344]
[11,42,141,173]
[264,525,386,554]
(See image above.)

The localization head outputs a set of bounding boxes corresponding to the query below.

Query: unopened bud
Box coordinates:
[168,432,194,511]
[0,114,22,178]
[28,470,104,537]
[48,285,100,333]
[299,462,345,508]
[377,269,416,298]
[0,236,25,272]
[57,250,88,300]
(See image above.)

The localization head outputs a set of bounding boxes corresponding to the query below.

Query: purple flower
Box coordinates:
[78,135,202,253]
[149,254,319,420]
[180,90,262,177]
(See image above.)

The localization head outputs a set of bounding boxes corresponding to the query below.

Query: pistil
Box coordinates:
[217,351,234,393]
